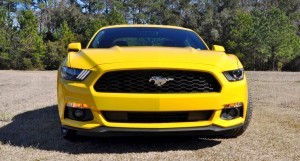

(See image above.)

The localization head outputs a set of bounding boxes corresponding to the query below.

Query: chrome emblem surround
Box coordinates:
[149,76,174,87]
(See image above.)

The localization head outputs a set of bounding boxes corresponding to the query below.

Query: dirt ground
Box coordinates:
[0,70,299,161]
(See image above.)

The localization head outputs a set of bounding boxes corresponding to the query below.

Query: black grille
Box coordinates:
[102,111,213,123]
[94,70,221,93]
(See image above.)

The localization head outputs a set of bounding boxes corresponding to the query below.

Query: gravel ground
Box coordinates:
[0,70,299,161]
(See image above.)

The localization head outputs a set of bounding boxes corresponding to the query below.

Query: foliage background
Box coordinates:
[0,0,299,71]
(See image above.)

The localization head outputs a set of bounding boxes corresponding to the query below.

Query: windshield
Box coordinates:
[88,27,208,50]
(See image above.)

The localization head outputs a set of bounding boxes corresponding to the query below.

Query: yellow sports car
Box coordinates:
[57,25,252,139]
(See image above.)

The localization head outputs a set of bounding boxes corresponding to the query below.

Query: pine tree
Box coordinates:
[17,10,45,69]
[253,8,299,70]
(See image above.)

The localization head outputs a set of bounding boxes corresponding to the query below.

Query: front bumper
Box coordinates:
[62,124,243,137]
[57,62,248,131]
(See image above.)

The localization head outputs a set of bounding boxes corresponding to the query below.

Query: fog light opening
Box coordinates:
[228,108,239,118]
[73,109,85,118]
[221,102,243,120]
[64,105,94,121]
[221,108,240,120]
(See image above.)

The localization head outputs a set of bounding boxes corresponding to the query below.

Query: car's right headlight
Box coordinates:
[223,68,244,82]
[61,66,90,81]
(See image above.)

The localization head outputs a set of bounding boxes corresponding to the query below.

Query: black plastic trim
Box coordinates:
[62,124,244,137]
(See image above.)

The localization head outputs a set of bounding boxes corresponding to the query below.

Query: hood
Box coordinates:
[68,46,239,70]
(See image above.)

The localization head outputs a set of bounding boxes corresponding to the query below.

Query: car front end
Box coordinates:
[57,25,251,138]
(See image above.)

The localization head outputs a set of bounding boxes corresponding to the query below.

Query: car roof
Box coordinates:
[99,24,193,32]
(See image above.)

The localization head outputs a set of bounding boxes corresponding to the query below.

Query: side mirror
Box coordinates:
[68,43,82,52]
[212,45,225,52]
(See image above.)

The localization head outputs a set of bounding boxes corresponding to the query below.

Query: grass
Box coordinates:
[0,113,12,122]
[0,70,299,160]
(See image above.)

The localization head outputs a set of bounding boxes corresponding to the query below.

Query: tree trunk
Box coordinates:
[271,47,276,71]
[253,53,256,71]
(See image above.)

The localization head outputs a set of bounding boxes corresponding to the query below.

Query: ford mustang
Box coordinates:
[57,25,252,139]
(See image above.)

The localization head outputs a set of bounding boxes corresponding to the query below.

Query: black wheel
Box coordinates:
[61,126,77,140]
[222,92,253,138]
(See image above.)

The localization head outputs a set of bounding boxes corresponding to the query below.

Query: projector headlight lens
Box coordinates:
[61,66,90,81]
[223,68,244,81]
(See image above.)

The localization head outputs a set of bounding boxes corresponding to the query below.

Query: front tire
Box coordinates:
[61,127,77,140]
[222,93,253,138]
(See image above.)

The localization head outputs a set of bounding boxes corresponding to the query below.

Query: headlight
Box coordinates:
[61,66,90,81]
[223,68,244,81]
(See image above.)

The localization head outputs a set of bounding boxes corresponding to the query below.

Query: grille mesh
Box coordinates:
[94,70,221,93]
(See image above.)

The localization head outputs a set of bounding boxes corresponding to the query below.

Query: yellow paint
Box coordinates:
[57,25,248,130]
[212,45,225,52]
[68,42,81,52]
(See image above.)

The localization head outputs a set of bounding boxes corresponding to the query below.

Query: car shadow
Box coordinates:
[0,105,221,154]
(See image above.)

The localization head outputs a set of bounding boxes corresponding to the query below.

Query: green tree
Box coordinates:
[1,0,300,71]
[252,8,299,70]
[227,11,256,69]
[105,8,126,25]
[0,0,17,69]
[78,0,104,14]
[42,20,75,70]
[17,10,45,69]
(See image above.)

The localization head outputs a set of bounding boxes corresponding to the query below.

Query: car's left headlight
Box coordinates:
[61,66,90,81]
[223,68,244,81]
